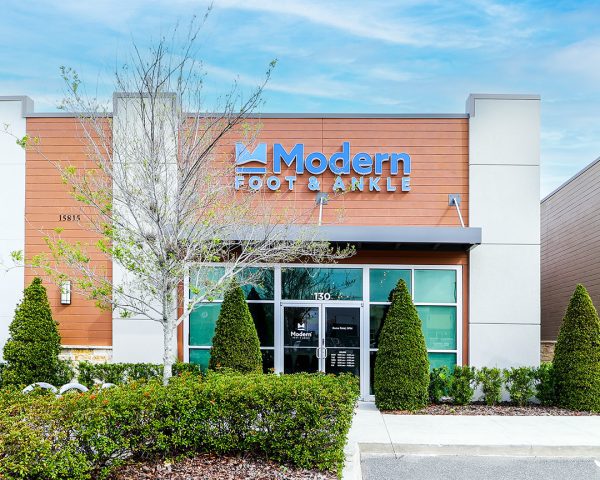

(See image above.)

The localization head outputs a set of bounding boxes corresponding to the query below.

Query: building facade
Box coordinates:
[0,93,541,399]
[541,157,600,359]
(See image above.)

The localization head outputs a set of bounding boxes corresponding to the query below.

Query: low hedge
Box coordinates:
[77,361,202,387]
[0,372,359,479]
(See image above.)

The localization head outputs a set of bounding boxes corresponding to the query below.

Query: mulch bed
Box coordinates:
[386,403,599,416]
[110,453,336,480]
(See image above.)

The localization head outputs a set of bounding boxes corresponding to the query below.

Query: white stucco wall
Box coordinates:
[111,94,177,363]
[0,97,30,359]
[467,94,541,368]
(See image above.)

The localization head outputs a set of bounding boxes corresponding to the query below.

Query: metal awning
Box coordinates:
[234,225,481,249]
[309,226,481,245]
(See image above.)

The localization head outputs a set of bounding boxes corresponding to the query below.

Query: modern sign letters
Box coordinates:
[234,142,411,193]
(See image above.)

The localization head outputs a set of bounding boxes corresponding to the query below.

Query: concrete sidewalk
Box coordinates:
[342,402,600,480]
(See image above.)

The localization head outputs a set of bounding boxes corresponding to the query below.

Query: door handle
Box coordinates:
[316,346,321,359]
[323,347,328,359]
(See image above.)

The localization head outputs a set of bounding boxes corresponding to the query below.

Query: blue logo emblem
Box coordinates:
[235,142,267,174]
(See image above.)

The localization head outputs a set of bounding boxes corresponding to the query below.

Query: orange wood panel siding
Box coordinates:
[25,118,112,347]
[219,117,469,227]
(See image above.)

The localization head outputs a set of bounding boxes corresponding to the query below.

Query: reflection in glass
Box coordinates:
[428,352,457,371]
[283,306,319,347]
[325,307,360,348]
[369,304,389,348]
[282,267,363,300]
[239,268,274,300]
[414,269,457,303]
[189,303,220,346]
[417,306,457,350]
[189,349,211,371]
[284,348,318,373]
[261,349,275,373]
[248,303,275,347]
[369,351,377,395]
[369,269,411,302]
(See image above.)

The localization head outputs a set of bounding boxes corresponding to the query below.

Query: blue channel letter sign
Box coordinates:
[234,142,411,193]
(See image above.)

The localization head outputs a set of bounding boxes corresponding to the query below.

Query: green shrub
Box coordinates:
[553,284,600,411]
[374,280,429,410]
[476,367,503,406]
[77,361,202,387]
[429,366,450,404]
[534,363,555,406]
[503,367,535,406]
[0,372,359,478]
[209,280,262,373]
[2,278,73,387]
[448,366,477,405]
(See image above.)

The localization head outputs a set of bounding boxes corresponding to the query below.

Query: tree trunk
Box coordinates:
[162,318,176,386]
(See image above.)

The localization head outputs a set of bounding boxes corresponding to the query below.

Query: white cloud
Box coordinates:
[550,37,600,82]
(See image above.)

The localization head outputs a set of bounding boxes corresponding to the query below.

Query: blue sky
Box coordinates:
[1,0,599,197]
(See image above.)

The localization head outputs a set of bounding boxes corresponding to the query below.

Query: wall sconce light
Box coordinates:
[60,281,71,305]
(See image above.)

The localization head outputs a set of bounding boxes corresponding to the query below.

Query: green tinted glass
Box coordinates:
[414,269,456,303]
[428,352,457,372]
[189,349,211,371]
[369,269,411,302]
[238,268,274,300]
[248,303,275,347]
[416,306,457,350]
[369,304,389,348]
[189,303,221,346]
[282,267,363,300]
[190,267,225,301]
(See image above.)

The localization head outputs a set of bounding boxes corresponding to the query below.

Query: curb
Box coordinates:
[343,443,600,478]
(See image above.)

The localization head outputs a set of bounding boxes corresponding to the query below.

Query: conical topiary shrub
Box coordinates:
[374,279,430,410]
[209,279,262,373]
[2,277,72,386]
[553,284,600,411]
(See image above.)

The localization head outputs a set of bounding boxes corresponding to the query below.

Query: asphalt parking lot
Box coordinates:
[361,455,600,480]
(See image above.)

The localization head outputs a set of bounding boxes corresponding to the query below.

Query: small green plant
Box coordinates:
[77,361,202,387]
[2,278,73,386]
[0,372,359,478]
[534,363,555,406]
[429,366,451,404]
[553,284,600,411]
[374,279,430,411]
[448,365,477,405]
[209,279,262,373]
[476,367,503,406]
[503,367,535,406]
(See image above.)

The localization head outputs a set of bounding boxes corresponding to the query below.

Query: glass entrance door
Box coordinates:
[282,304,361,377]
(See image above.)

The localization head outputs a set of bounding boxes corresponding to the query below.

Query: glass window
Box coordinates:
[238,267,274,300]
[248,303,274,347]
[369,351,377,395]
[369,304,389,348]
[282,267,363,300]
[369,269,411,302]
[189,303,221,346]
[414,269,456,303]
[261,349,275,374]
[428,352,457,372]
[416,306,457,350]
[190,267,226,301]
[189,349,211,371]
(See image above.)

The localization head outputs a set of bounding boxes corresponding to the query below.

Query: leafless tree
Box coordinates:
[9,16,352,384]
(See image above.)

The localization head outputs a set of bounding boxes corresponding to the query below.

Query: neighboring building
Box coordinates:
[0,93,541,400]
[541,157,600,360]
